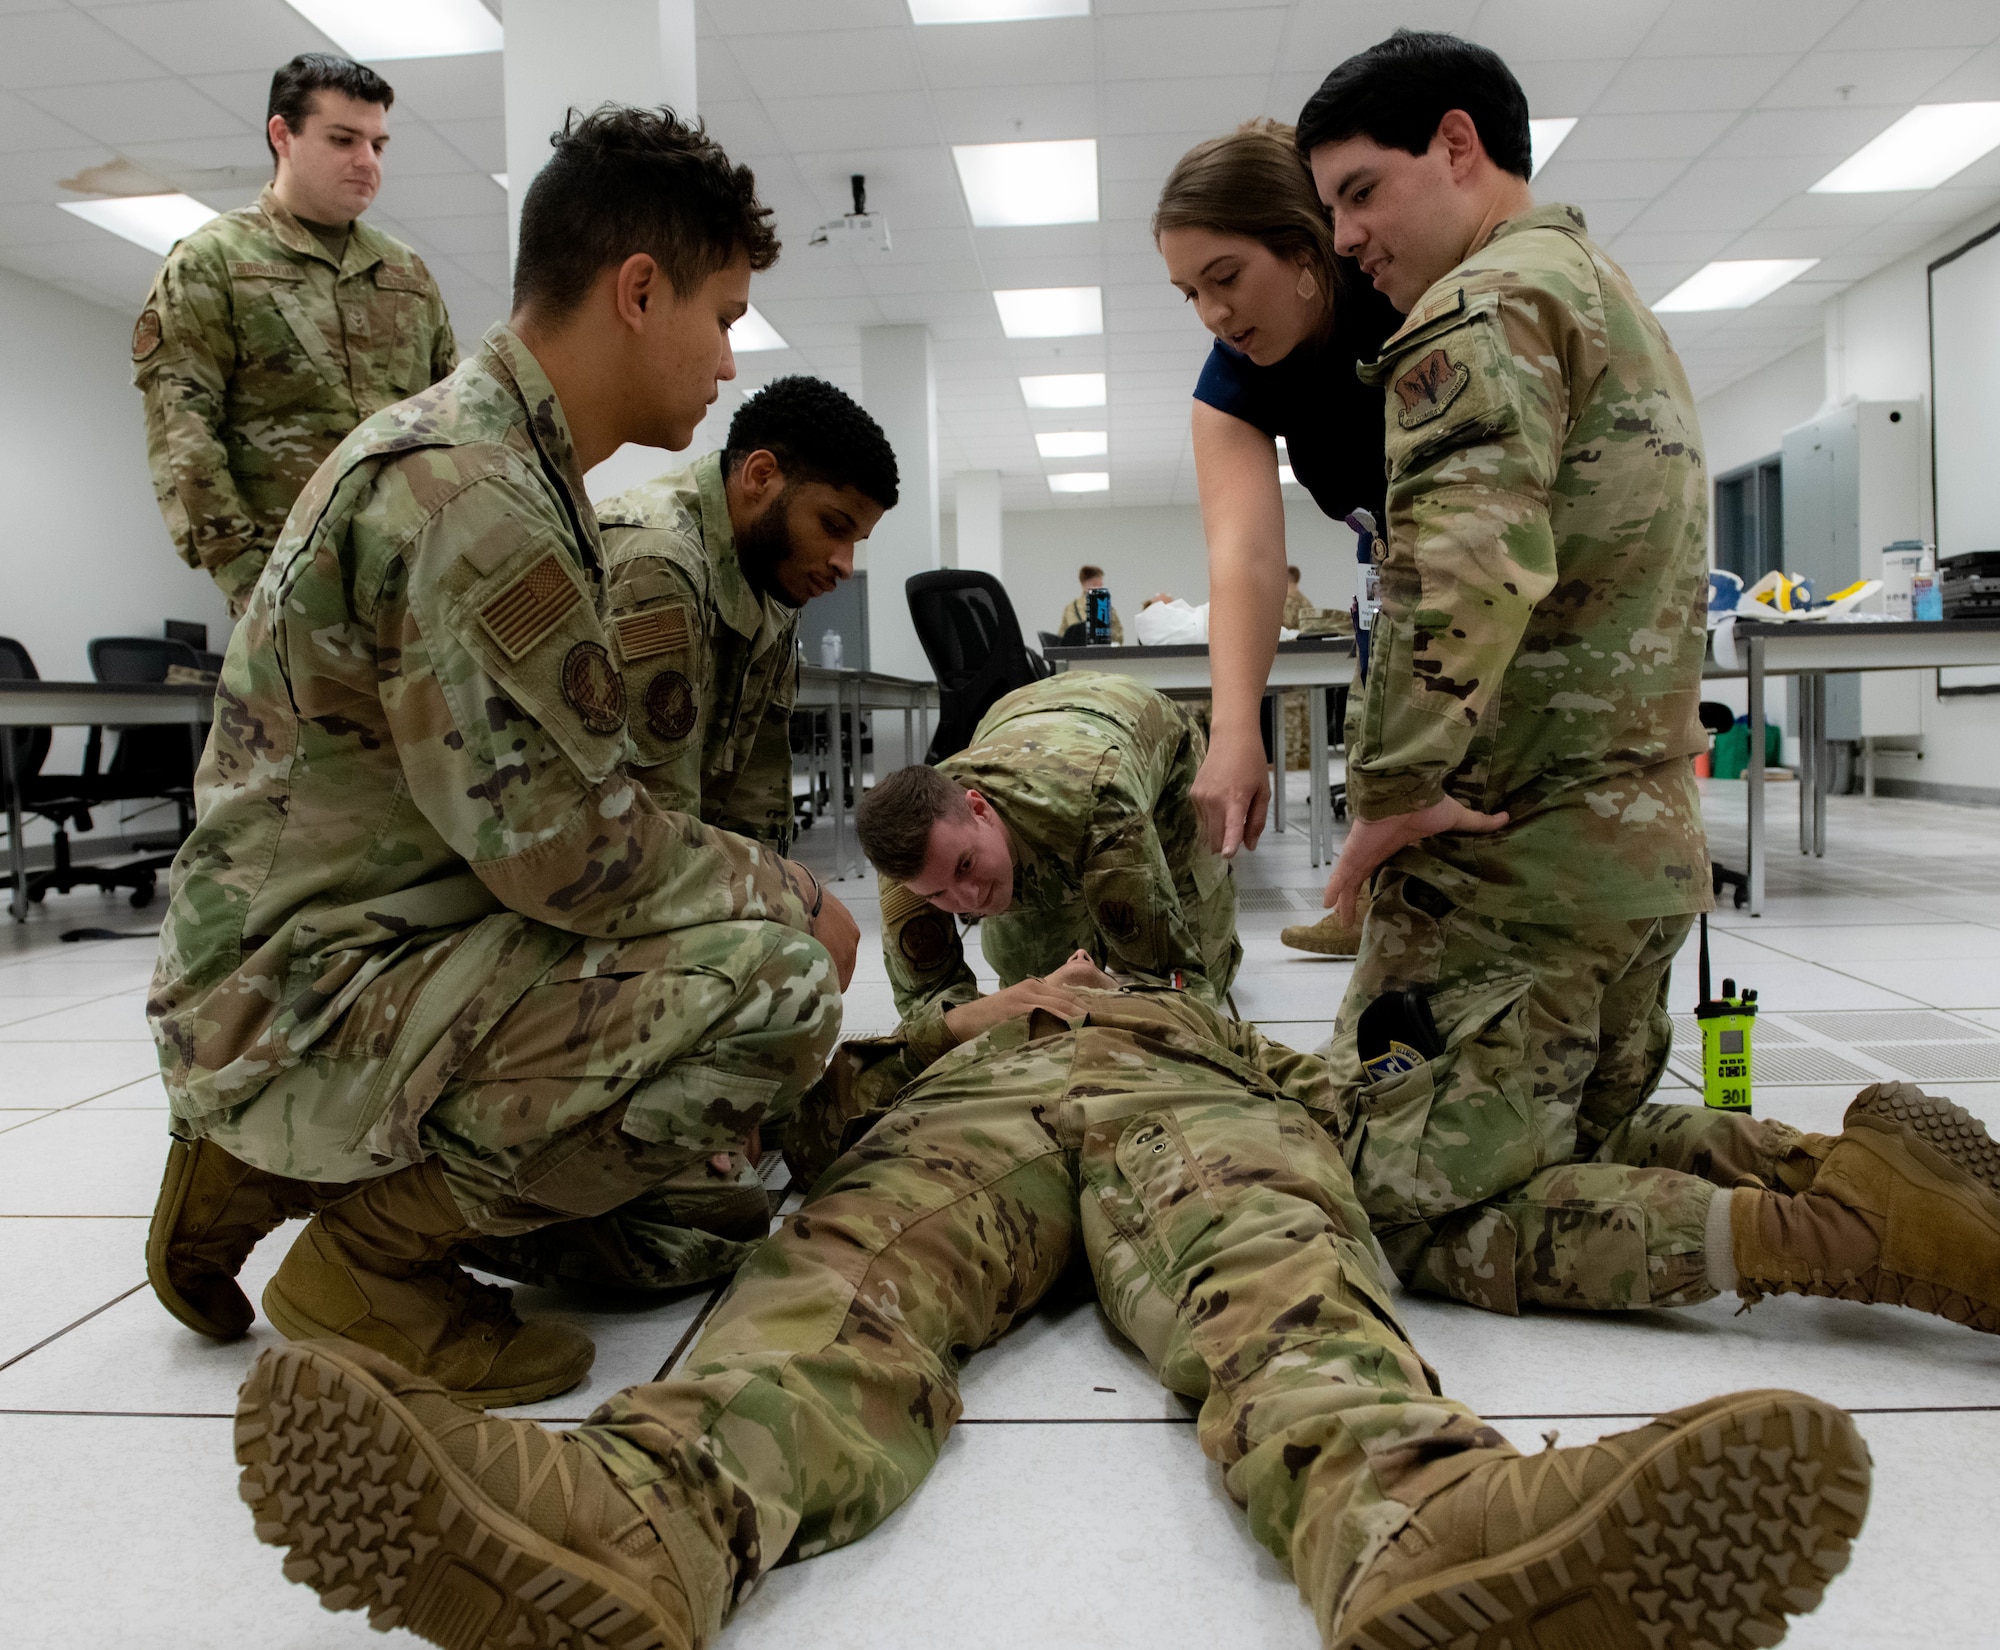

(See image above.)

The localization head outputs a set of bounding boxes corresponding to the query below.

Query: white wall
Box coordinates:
[942,497,1355,640]
[0,266,233,853]
[0,266,231,677]
[1693,205,2000,804]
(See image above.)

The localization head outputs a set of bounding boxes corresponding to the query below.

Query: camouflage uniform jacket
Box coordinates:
[1350,204,1711,923]
[149,324,810,1134]
[595,455,798,849]
[1057,594,1123,644]
[132,183,457,609]
[881,671,1237,1069]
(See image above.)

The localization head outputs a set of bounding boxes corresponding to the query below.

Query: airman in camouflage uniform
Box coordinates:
[132,182,456,612]
[1057,587,1123,643]
[871,671,1239,1069]
[595,454,799,848]
[147,325,840,1382]
[1321,203,1848,1313]
[235,985,1874,1650]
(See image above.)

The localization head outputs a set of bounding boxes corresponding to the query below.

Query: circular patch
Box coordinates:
[560,641,625,735]
[1096,898,1137,940]
[131,307,163,362]
[897,910,953,973]
[645,668,698,741]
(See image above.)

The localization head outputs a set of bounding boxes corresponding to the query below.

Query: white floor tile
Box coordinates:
[729,1421,1318,1650]
[1665,958,1920,1012]
[1229,969,1346,1021]
[955,1280,1181,1422]
[0,993,151,1042]
[0,994,114,1029]
[0,1042,163,1108]
[74,1075,169,1109]
[0,959,156,997]
[1822,958,2000,1009]
[0,1108,166,1215]
[0,1217,144,1367]
[1745,923,2000,963]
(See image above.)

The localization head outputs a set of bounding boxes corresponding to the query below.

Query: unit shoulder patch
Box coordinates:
[644,668,697,741]
[561,641,626,735]
[478,553,582,661]
[131,308,162,362]
[898,910,954,972]
[615,603,691,665]
[1394,348,1471,429]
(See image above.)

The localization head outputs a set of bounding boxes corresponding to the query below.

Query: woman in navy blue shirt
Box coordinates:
[1155,120,1399,860]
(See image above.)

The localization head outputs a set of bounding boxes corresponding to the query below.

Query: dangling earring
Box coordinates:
[1296,267,1319,301]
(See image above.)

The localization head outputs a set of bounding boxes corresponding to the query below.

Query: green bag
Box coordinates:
[1709,719,1781,780]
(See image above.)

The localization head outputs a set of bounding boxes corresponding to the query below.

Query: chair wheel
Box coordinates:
[130,876,156,909]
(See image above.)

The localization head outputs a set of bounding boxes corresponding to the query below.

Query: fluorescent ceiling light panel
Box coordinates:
[953,139,1098,227]
[1048,471,1109,494]
[282,0,502,60]
[59,192,216,255]
[911,0,1088,19]
[491,173,508,189]
[1036,430,1107,458]
[730,305,788,352]
[1278,464,1300,487]
[1529,117,1577,178]
[994,286,1102,337]
[1655,259,1819,312]
[1810,102,2000,192]
[1021,372,1105,408]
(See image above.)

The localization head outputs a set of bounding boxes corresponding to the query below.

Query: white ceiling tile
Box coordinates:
[1098,74,1268,137]
[0,8,167,89]
[0,88,89,150]
[1821,0,2000,52]
[1757,48,1974,110]
[21,76,247,145]
[1712,106,1920,159]
[765,91,938,152]
[914,17,1096,88]
[1569,110,1737,159]
[927,82,1099,145]
[365,53,505,126]
[1472,1,1673,63]
[1533,156,1692,197]
[1925,39,2000,100]
[1099,7,1287,79]
[701,0,906,36]
[372,170,504,220]
[1638,0,1845,58]
[425,115,506,172]
[1594,53,1797,114]
[1505,58,1627,115]
[743,28,924,99]
[702,98,787,157]
[1281,1,1482,66]
[86,0,319,77]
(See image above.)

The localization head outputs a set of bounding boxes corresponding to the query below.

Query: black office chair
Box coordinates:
[1699,699,1748,908]
[1059,621,1087,647]
[1036,629,1064,651]
[0,637,175,907]
[905,570,1051,762]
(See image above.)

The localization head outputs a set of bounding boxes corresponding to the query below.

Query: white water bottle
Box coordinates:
[819,630,843,669]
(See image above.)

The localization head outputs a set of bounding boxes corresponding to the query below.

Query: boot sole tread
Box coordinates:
[1849,1088,2000,1201]
[1336,1391,1871,1650]
[236,1342,675,1650]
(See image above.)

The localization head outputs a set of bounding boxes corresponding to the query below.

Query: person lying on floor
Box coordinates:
[234,983,1876,1650]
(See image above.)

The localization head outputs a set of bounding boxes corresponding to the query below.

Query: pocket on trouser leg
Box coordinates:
[1349,970,1539,1226]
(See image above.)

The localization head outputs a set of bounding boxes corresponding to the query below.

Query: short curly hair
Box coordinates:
[724,376,900,510]
[856,765,966,880]
[514,104,779,319]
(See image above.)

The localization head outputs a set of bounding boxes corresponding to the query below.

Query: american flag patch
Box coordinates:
[613,604,691,664]
[478,554,581,660]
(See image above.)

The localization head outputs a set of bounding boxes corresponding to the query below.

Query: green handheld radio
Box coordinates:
[1693,912,1756,1111]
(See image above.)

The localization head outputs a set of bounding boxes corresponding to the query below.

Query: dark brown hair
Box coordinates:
[856,766,969,880]
[1153,119,1340,316]
[1078,564,1103,583]
[513,105,779,319]
[267,54,393,164]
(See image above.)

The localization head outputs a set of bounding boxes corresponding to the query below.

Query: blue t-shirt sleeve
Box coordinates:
[1192,340,1278,436]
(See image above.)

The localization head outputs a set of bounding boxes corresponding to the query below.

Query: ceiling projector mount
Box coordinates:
[810,173,892,254]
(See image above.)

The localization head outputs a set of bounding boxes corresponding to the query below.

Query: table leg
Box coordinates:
[1269,690,1287,836]
[1812,673,1827,858]
[1308,686,1329,867]
[902,706,913,772]
[1747,636,1765,917]
[1797,670,1814,857]
[2,733,24,923]
[831,698,849,881]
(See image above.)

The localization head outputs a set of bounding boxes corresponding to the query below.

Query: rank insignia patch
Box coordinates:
[479,554,581,660]
[645,669,698,740]
[131,308,163,361]
[615,604,691,665]
[1394,348,1471,429]
[898,911,953,972]
[560,641,626,735]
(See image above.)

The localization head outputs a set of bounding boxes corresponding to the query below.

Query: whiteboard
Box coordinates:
[1928,220,2000,692]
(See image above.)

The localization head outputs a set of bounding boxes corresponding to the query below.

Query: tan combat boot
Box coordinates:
[1280,909,1364,956]
[263,1159,595,1407]
[147,1137,345,1339]
[1330,1388,1870,1650]
[236,1339,698,1650]
[1733,1082,2000,1332]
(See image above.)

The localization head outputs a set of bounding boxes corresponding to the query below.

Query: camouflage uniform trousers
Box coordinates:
[197,918,838,1277]
[1328,870,1822,1315]
[580,991,1518,1644]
